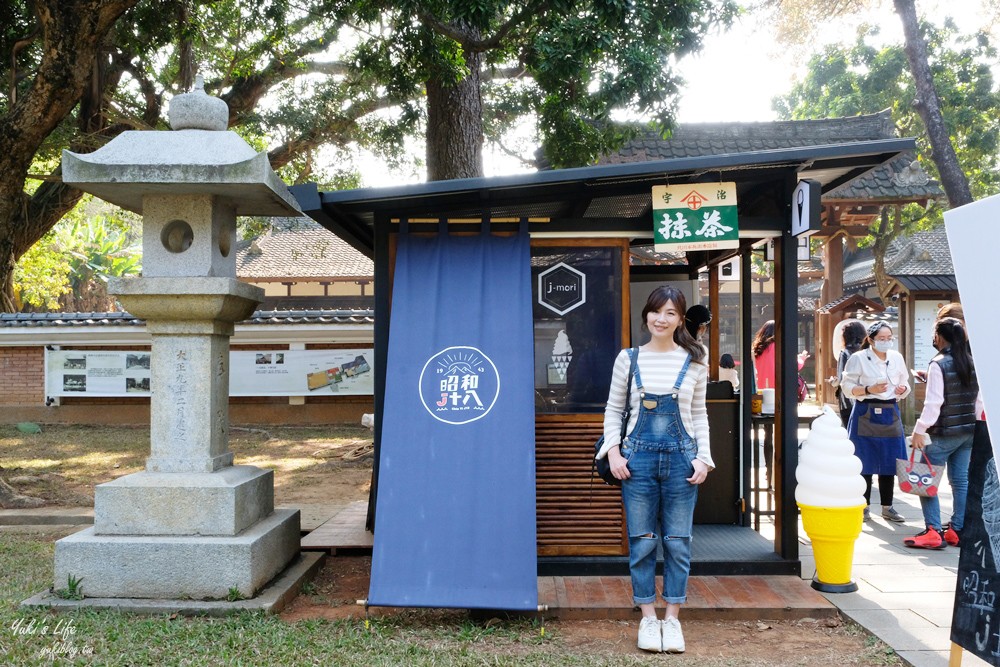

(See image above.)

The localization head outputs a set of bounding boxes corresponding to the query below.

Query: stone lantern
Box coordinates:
[51,78,302,601]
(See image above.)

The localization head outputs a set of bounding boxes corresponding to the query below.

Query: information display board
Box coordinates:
[44,348,374,398]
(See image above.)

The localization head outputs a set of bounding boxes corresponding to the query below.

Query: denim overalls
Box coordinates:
[619,351,699,605]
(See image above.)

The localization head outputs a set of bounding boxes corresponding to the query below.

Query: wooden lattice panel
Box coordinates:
[535,418,626,556]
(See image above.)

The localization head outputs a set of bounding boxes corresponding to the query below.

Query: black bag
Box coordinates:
[593,348,638,486]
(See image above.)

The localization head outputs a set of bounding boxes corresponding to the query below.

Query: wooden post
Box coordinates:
[709,264,720,380]
[949,642,963,666]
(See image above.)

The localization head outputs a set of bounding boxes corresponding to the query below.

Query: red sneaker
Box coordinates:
[904,528,946,550]
[943,524,960,547]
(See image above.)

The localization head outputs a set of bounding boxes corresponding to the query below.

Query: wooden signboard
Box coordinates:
[951,422,1000,665]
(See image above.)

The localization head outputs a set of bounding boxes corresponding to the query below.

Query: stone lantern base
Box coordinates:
[53,509,299,600]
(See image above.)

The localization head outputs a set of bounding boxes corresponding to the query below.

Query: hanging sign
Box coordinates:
[652,182,739,253]
[791,179,822,237]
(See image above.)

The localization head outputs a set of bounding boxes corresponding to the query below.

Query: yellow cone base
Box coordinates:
[799,503,864,589]
[811,575,858,594]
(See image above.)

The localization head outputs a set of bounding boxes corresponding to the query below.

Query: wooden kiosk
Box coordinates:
[293,138,914,576]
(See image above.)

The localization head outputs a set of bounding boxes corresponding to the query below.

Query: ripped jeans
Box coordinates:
[620,440,699,604]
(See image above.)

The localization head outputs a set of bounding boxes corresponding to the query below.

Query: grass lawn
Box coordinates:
[0,424,901,665]
[2,533,572,666]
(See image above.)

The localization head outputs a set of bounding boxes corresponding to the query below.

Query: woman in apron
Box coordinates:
[597,286,712,653]
[840,321,911,523]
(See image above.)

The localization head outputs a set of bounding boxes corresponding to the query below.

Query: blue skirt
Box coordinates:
[848,400,905,475]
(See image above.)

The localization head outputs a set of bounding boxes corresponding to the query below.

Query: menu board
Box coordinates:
[951,421,1000,665]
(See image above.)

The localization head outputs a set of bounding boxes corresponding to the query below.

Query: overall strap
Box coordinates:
[629,347,643,393]
[620,348,638,438]
[672,354,693,392]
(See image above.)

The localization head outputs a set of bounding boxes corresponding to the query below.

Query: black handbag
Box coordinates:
[593,348,637,486]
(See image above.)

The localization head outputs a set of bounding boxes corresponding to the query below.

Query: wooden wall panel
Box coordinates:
[535,417,626,556]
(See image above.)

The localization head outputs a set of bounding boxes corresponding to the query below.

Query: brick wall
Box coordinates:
[0,346,45,406]
[0,343,373,425]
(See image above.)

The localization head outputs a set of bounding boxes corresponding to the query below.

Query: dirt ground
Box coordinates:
[282,556,898,665]
[1,424,899,665]
[0,424,374,508]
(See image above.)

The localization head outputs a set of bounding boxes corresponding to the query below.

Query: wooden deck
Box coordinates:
[300,501,834,620]
[538,574,834,620]
[300,501,372,551]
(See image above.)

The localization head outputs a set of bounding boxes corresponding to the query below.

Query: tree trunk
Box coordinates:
[0,0,137,312]
[871,206,903,305]
[893,0,973,208]
[425,49,484,181]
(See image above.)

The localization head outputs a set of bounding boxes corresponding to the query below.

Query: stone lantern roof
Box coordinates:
[62,76,300,217]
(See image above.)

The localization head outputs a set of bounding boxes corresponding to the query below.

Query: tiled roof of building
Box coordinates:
[236,217,373,280]
[0,309,374,328]
[884,225,953,276]
[826,154,943,201]
[592,110,940,201]
[839,224,955,291]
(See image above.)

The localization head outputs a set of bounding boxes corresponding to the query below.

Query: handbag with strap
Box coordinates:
[592,348,637,487]
[897,447,945,497]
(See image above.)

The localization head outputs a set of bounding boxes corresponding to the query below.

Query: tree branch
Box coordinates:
[418,3,549,52]
[266,95,395,170]
[217,23,344,121]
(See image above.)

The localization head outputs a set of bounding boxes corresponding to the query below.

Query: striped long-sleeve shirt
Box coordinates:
[598,347,714,469]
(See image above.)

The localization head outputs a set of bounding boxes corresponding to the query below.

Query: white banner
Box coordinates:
[45,348,374,398]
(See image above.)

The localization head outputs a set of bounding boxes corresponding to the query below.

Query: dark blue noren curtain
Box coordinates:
[368,226,537,610]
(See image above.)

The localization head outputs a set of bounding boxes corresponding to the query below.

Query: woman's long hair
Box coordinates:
[842,320,867,355]
[641,286,705,363]
[936,317,975,387]
[751,320,775,359]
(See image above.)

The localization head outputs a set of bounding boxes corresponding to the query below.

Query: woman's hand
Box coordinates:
[894,384,907,396]
[608,447,630,482]
[868,381,889,394]
[911,432,928,449]
[687,459,710,485]
[798,350,811,364]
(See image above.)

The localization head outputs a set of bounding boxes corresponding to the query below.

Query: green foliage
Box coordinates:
[773,20,1000,204]
[13,197,141,312]
[53,573,84,600]
[226,586,246,602]
[13,231,73,310]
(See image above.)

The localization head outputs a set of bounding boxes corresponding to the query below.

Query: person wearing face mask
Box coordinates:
[840,322,911,523]
[903,317,981,549]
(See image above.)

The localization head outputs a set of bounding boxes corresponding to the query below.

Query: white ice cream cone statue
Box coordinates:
[796,406,867,592]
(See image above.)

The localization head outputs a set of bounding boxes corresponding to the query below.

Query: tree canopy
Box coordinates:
[773,17,1000,301]
[0,0,736,312]
[773,19,1000,203]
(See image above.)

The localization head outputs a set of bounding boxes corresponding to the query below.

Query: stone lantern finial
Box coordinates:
[169,73,229,131]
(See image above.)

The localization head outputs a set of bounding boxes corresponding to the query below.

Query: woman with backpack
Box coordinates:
[904,317,981,549]
[598,286,712,653]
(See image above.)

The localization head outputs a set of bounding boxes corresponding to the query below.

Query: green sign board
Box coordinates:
[652,182,739,253]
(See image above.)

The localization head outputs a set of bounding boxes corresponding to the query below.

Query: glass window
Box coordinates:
[531,245,622,413]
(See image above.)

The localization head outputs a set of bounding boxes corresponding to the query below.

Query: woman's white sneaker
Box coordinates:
[661,616,685,653]
[637,616,662,652]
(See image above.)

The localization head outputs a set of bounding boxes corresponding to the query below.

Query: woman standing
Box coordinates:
[598,286,712,653]
[829,320,867,427]
[904,317,980,549]
[751,320,809,489]
[839,322,911,523]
